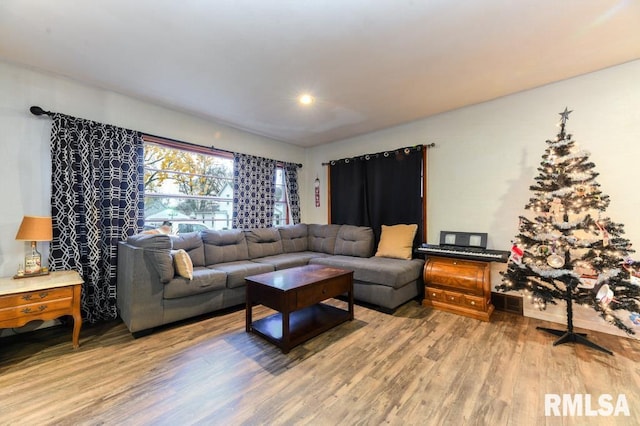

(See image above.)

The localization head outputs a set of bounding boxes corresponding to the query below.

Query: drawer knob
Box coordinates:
[22,294,33,301]
[450,297,455,301]
[39,292,49,299]
[471,301,476,305]
[432,293,436,297]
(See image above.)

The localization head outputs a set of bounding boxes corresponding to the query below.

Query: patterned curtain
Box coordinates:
[50,114,144,323]
[283,162,301,224]
[232,153,276,229]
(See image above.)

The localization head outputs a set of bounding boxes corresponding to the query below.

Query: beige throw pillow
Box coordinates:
[173,249,193,280]
[375,224,418,260]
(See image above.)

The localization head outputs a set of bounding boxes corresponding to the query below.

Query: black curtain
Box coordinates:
[330,159,367,226]
[330,146,423,246]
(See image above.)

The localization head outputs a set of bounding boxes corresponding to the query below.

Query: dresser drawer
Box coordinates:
[443,291,463,305]
[425,287,444,302]
[295,276,351,309]
[0,298,74,322]
[0,287,73,309]
[461,294,486,311]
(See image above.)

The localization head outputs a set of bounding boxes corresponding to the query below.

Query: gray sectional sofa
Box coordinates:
[116,223,424,335]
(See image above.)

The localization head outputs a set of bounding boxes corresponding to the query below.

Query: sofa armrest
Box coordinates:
[116,241,165,333]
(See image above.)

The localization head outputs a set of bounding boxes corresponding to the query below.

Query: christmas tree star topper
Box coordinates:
[559,107,572,125]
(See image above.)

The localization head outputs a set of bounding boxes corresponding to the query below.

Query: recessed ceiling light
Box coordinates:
[298,94,314,105]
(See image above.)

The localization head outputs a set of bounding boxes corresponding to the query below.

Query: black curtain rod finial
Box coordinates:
[30,106,53,117]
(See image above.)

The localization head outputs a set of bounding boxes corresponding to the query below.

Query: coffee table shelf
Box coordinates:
[251,303,350,350]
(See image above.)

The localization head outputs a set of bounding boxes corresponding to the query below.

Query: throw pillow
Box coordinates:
[375,224,418,260]
[172,249,193,280]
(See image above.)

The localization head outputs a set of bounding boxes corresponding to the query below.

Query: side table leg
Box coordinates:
[72,284,82,348]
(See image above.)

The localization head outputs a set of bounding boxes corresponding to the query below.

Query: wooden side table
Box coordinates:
[0,270,83,348]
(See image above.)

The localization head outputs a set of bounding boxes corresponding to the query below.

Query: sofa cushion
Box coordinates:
[251,252,328,270]
[278,224,308,252]
[170,233,205,267]
[172,249,193,280]
[202,229,249,265]
[246,228,284,259]
[375,224,418,260]
[126,233,174,283]
[308,224,341,254]
[334,225,374,258]
[163,267,227,299]
[210,261,274,288]
[309,255,424,289]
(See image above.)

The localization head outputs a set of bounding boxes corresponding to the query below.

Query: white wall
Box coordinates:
[305,60,640,249]
[0,60,305,278]
[304,60,640,338]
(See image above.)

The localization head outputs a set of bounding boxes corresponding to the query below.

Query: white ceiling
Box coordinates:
[1,1,639,147]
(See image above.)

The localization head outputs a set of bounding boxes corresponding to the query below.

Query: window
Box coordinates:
[143,136,290,231]
[273,166,289,226]
[143,139,234,231]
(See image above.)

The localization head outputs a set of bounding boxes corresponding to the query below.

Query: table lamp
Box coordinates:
[15,215,53,275]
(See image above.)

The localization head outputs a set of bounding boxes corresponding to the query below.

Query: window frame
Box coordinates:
[142,134,291,230]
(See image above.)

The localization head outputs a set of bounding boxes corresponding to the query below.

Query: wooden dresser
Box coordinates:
[422,256,494,321]
[0,270,83,348]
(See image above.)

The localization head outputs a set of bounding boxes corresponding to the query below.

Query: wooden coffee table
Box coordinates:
[245,264,354,353]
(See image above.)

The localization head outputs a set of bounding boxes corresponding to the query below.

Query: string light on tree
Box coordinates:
[498,108,640,355]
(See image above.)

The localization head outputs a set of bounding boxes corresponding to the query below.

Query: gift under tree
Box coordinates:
[497,108,640,355]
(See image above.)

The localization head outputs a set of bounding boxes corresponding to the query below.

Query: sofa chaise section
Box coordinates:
[308,224,423,312]
[309,255,424,313]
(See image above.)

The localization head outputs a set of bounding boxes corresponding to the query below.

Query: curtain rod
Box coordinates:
[30,105,55,117]
[144,132,302,168]
[321,143,435,166]
[29,106,302,168]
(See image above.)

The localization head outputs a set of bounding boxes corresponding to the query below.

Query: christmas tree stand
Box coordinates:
[536,287,613,355]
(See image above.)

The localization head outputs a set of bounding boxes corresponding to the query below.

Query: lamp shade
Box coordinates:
[15,216,53,241]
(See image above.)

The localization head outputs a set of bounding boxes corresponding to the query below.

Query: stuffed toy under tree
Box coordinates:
[497,108,640,355]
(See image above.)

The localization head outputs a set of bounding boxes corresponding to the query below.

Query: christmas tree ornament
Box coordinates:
[547,253,565,268]
[623,263,640,286]
[549,197,564,222]
[596,221,610,247]
[596,284,614,307]
[575,185,589,197]
[509,243,524,264]
[538,245,549,255]
[546,241,564,268]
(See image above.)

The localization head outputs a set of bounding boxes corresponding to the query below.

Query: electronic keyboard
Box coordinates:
[416,244,509,263]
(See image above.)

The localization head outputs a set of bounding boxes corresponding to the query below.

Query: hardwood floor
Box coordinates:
[1,300,639,425]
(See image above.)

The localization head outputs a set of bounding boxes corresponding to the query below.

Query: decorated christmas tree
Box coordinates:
[498,108,640,355]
